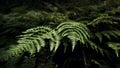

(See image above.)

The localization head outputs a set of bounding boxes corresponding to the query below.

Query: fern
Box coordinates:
[22,26,60,52]
[0,21,91,60]
[87,40,104,55]
[0,26,60,60]
[88,16,120,27]
[94,30,120,42]
[1,19,120,68]
[88,16,120,42]
[107,42,120,57]
[57,22,90,50]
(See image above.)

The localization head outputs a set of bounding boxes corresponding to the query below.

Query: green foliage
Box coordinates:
[0,26,60,60]
[18,56,35,68]
[0,22,90,60]
[86,15,120,67]
[1,0,120,68]
[88,16,120,41]
[0,11,68,49]
[57,22,89,44]
[107,42,120,57]
[1,15,120,67]
[2,11,68,28]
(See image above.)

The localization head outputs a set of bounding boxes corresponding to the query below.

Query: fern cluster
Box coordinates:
[1,14,120,67]
[1,0,120,68]
[88,15,120,54]
[0,22,89,60]
[0,11,68,51]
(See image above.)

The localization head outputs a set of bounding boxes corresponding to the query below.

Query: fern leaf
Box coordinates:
[87,40,104,55]
[88,16,119,26]
[107,42,120,57]
[0,26,60,60]
[95,33,102,42]
[71,39,77,51]
[95,30,120,42]
[57,22,89,44]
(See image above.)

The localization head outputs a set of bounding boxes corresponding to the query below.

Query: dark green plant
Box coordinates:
[0,22,90,68]
[87,15,120,67]
[1,0,120,68]
[1,16,120,67]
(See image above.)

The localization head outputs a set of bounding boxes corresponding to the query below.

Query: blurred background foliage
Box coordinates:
[0,0,120,68]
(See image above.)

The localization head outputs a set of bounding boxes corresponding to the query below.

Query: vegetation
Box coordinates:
[0,0,120,68]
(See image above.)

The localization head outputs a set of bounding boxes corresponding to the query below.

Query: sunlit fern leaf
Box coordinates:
[18,36,45,53]
[0,37,45,61]
[0,26,60,60]
[22,26,60,52]
[22,26,52,35]
[107,42,120,57]
[49,31,60,52]
[88,16,119,26]
[71,39,77,51]
[57,22,89,44]
[66,32,79,51]
[56,22,89,51]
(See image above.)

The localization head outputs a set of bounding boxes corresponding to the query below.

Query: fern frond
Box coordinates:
[57,22,89,44]
[95,30,120,42]
[0,26,60,60]
[56,22,90,51]
[87,40,104,55]
[88,16,120,26]
[22,26,52,35]
[22,26,60,52]
[47,30,60,52]
[0,37,45,60]
[71,39,77,51]
[107,42,120,57]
